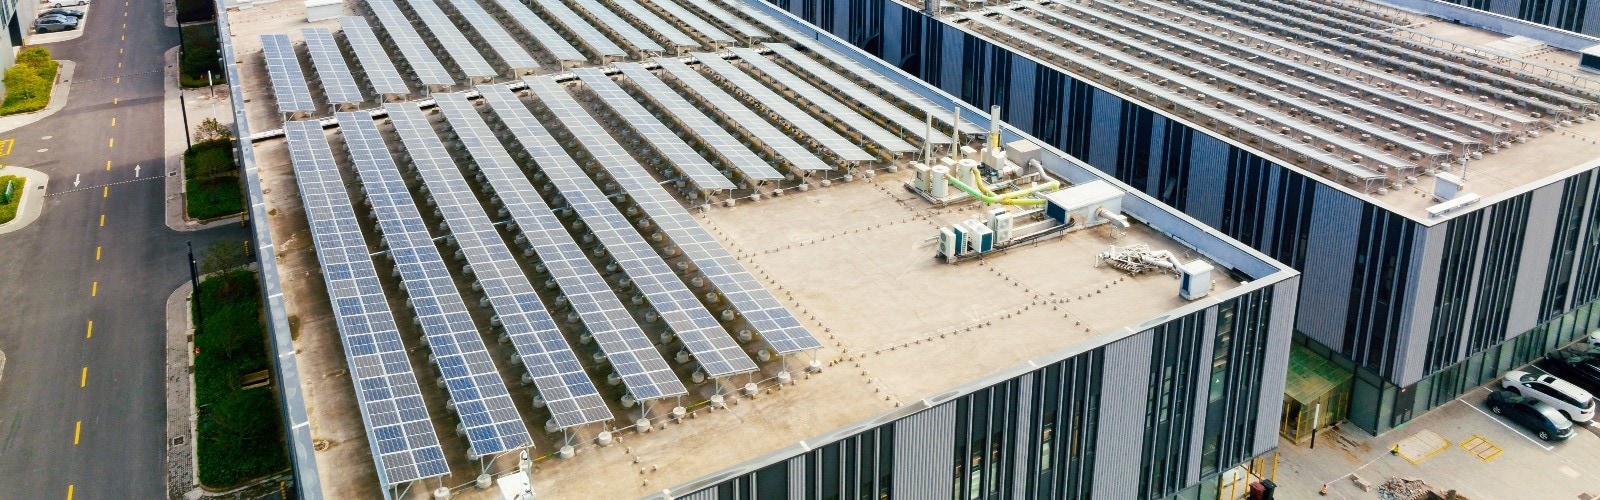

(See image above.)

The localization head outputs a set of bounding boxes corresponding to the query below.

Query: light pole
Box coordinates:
[188,241,203,332]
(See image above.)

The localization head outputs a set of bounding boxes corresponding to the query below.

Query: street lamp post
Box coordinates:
[188,241,203,332]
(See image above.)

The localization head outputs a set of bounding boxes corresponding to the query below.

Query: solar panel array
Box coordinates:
[282,120,449,487]
[606,0,700,48]
[442,0,541,72]
[530,0,627,59]
[611,63,784,181]
[515,80,821,354]
[571,68,737,191]
[522,77,758,377]
[356,4,455,87]
[473,86,689,401]
[337,17,412,96]
[399,0,498,79]
[260,34,316,114]
[729,48,916,153]
[489,0,588,63]
[366,105,612,428]
[568,0,666,53]
[683,0,766,40]
[335,112,533,457]
[693,54,875,162]
[653,58,832,171]
[736,4,983,135]
[642,0,734,45]
[302,28,365,105]
[765,44,949,145]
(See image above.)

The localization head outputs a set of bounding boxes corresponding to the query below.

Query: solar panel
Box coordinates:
[442,0,541,72]
[529,0,627,60]
[731,3,982,135]
[519,77,758,377]
[728,48,916,153]
[282,120,449,487]
[351,107,610,428]
[399,0,499,79]
[302,28,365,105]
[571,68,737,191]
[692,54,875,162]
[514,81,820,355]
[260,34,316,114]
[612,63,784,181]
[337,17,412,97]
[606,0,701,48]
[652,58,832,172]
[765,44,949,145]
[567,0,666,53]
[463,89,691,401]
[677,0,764,41]
[488,0,588,64]
[333,112,533,457]
[640,0,734,45]
[357,3,455,87]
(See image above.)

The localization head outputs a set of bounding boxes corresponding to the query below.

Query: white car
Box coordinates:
[1588,329,1600,348]
[1502,370,1596,422]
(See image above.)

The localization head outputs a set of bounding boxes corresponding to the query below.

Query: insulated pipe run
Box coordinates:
[945,175,1056,205]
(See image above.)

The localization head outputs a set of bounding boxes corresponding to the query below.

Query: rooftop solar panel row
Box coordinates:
[442,0,541,72]
[639,0,734,45]
[471,88,690,401]
[606,0,701,48]
[399,0,499,79]
[530,0,628,59]
[765,44,949,145]
[693,54,875,162]
[302,28,366,105]
[653,58,832,171]
[260,34,317,114]
[611,63,785,181]
[568,0,667,53]
[335,112,534,457]
[357,2,456,86]
[521,76,758,378]
[728,47,916,153]
[570,68,737,191]
[487,0,588,63]
[681,0,766,40]
[283,120,449,487]
[337,17,413,96]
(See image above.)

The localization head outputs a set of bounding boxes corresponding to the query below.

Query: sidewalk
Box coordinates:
[163,282,198,500]
[0,60,75,134]
[163,45,242,232]
[0,165,52,235]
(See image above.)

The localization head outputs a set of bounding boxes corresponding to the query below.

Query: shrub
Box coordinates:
[0,175,25,224]
[195,117,232,143]
[193,270,288,487]
[0,48,58,115]
[180,24,224,88]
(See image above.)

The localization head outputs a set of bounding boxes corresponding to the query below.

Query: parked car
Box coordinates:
[33,15,76,33]
[40,7,83,17]
[47,0,87,7]
[1589,329,1600,348]
[1486,390,1575,441]
[1502,370,1597,422]
[1543,348,1600,394]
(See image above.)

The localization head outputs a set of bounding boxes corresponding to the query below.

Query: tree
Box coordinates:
[195,117,232,143]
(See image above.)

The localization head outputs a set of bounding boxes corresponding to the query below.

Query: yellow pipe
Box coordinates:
[946,175,1053,206]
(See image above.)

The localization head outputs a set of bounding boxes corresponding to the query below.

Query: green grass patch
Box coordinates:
[176,0,216,23]
[194,269,288,488]
[0,175,25,224]
[184,139,243,220]
[180,24,224,88]
[1,48,59,116]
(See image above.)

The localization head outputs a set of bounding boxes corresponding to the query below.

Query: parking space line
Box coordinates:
[1457,397,1554,451]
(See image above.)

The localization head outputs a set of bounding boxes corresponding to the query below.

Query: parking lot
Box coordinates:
[1273,384,1600,499]
[29,0,91,45]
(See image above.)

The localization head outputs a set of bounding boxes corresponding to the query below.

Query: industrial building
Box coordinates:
[218,0,1298,497]
[760,0,1600,437]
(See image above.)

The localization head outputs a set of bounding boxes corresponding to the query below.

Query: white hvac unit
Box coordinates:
[1433,172,1464,201]
[1044,180,1131,228]
[1178,260,1214,300]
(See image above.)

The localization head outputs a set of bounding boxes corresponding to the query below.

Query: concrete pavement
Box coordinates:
[0,0,245,498]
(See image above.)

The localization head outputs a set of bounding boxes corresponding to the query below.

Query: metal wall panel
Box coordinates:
[1010,373,1035,500]
[1184,306,1220,486]
[681,488,717,500]
[1183,134,1232,228]
[893,403,956,499]
[788,457,805,499]
[1085,89,1123,169]
[1254,277,1300,454]
[1008,60,1038,132]
[1294,183,1365,350]
[1506,184,1564,335]
[1399,223,1449,385]
[1091,333,1154,499]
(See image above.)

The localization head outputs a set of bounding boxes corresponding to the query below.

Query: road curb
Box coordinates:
[0,166,52,235]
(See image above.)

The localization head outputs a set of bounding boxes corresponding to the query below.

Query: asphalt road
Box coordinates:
[0,2,244,498]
